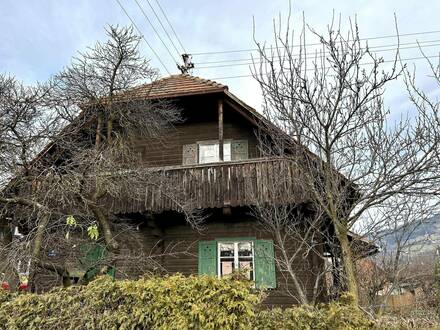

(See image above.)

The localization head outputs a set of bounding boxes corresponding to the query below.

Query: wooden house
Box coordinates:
[1,74,373,307]
[103,74,334,306]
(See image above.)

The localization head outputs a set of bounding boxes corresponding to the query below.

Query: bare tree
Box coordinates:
[0,25,200,290]
[249,157,334,304]
[357,195,439,312]
[0,75,61,289]
[252,13,440,305]
[48,25,166,252]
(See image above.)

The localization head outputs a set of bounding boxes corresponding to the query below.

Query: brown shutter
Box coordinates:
[231,140,248,161]
[182,144,198,165]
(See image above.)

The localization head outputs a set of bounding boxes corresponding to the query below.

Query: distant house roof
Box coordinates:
[123,74,228,100]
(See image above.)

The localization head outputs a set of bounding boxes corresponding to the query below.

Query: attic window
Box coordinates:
[182,140,248,165]
[198,141,231,164]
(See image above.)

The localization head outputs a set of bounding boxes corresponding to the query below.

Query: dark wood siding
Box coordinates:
[119,210,326,307]
[114,94,325,307]
[132,95,260,167]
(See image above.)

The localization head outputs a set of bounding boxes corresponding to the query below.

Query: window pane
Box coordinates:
[198,142,232,163]
[238,242,252,257]
[219,243,234,257]
[238,242,253,280]
[199,144,219,164]
[223,142,231,161]
[218,241,254,280]
[239,260,253,280]
[221,260,234,276]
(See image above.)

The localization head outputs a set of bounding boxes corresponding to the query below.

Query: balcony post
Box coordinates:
[218,98,224,161]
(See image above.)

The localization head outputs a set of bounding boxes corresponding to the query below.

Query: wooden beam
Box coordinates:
[223,98,258,126]
[222,206,232,216]
[218,98,224,161]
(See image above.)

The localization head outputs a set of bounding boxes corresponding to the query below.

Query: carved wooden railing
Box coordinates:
[109,157,307,214]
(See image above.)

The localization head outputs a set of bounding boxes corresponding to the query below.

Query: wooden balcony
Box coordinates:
[109,157,307,214]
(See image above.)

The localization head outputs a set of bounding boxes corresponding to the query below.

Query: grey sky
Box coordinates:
[1,0,439,114]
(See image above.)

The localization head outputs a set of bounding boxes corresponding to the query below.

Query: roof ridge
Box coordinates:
[115,74,228,100]
[136,73,227,89]
[187,74,227,90]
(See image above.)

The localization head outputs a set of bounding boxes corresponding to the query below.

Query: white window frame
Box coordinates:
[197,140,232,164]
[217,241,255,281]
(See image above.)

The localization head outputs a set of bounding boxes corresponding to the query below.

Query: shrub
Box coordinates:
[0,275,378,330]
[0,289,14,305]
[0,274,259,330]
[373,308,440,330]
[254,295,374,330]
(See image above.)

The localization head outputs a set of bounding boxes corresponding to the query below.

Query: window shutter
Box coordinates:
[79,244,115,282]
[79,244,106,269]
[182,144,198,165]
[231,140,248,161]
[198,240,217,276]
[254,240,276,289]
[106,266,116,279]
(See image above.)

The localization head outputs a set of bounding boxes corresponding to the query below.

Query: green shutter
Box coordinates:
[198,240,217,276]
[106,265,116,279]
[79,244,106,269]
[254,240,276,289]
[79,244,116,281]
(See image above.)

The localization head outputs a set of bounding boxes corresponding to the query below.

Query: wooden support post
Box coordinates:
[218,98,224,161]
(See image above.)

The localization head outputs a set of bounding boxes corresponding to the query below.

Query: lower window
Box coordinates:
[198,238,276,289]
[218,241,254,280]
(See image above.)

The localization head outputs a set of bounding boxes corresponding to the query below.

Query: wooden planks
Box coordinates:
[110,158,306,214]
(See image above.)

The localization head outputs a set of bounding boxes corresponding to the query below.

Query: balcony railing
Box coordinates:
[109,157,308,214]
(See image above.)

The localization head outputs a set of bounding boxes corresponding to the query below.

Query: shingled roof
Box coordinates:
[124,74,228,99]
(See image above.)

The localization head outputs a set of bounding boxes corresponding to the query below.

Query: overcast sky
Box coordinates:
[1,0,439,115]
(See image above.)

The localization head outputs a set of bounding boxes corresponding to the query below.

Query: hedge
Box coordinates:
[255,297,373,330]
[0,275,373,330]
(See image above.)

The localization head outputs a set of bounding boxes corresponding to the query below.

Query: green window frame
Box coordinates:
[198,238,276,289]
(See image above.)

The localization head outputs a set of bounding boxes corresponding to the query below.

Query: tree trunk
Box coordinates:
[93,106,117,252]
[334,222,359,305]
[31,214,50,261]
[107,117,113,144]
[90,204,119,252]
[95,111,104,147]
[29,213,51,291]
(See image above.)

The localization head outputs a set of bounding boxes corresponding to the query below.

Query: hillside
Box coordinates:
[380,214,440,254]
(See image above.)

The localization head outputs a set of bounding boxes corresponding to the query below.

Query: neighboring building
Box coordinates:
[1,74,372,306]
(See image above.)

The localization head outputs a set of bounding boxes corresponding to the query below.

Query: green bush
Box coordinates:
[0,275,259,330]
[254,295,374,330]
[0,289,15,305]
[0,275,376,330]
